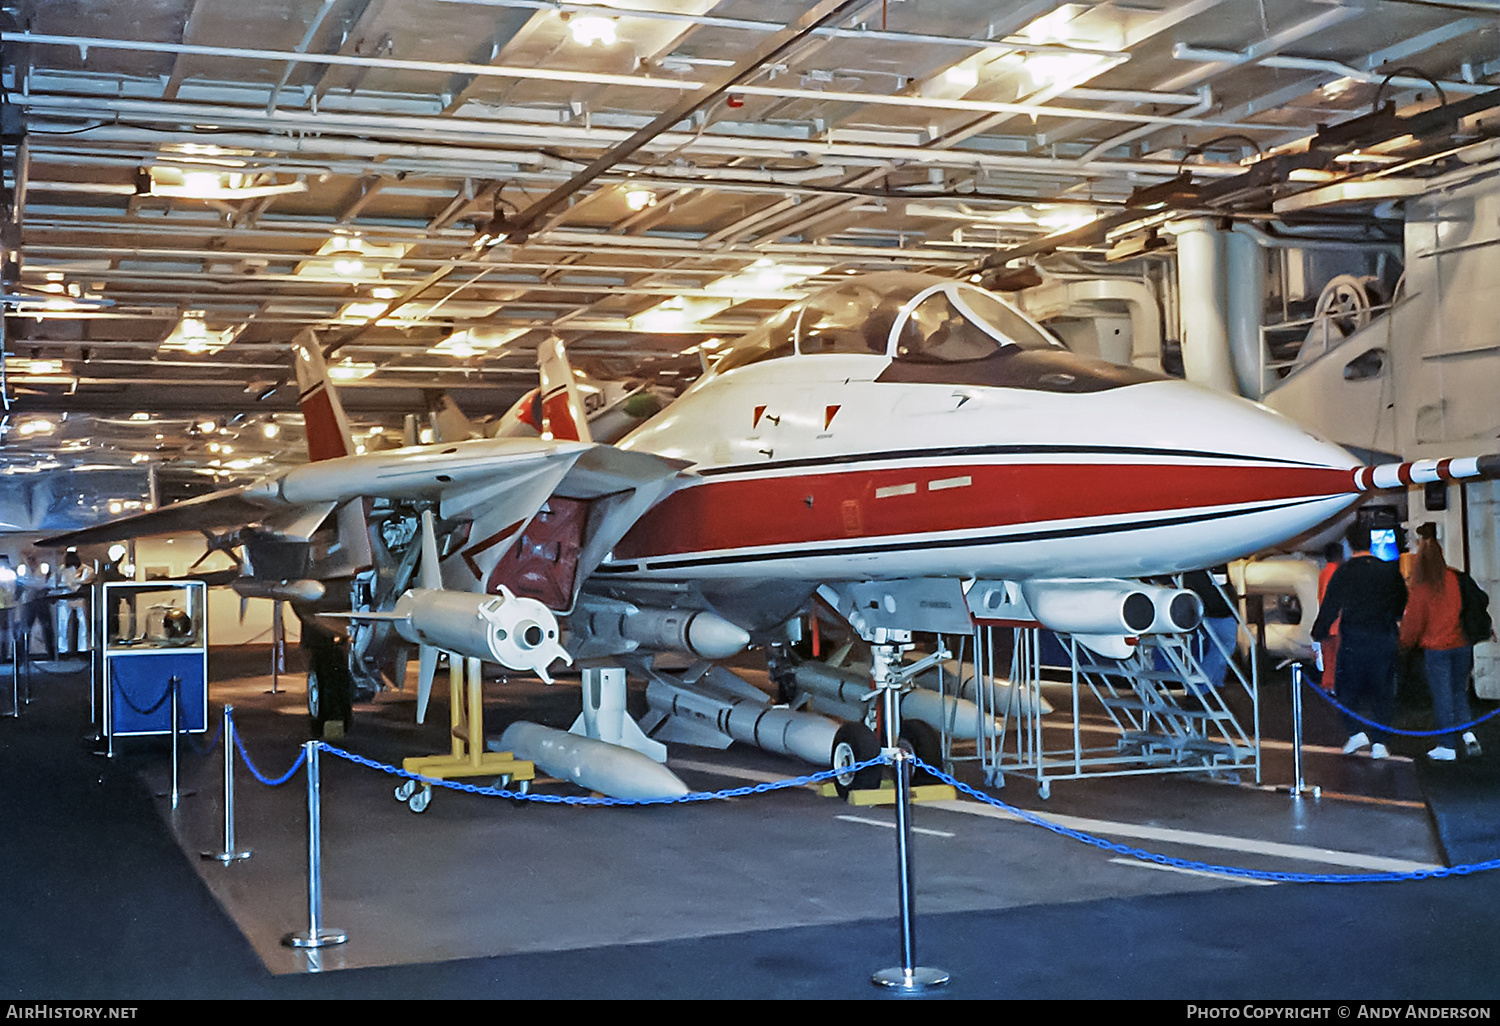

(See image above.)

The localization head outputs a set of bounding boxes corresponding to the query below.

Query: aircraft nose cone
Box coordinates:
[1149,380,1360,472]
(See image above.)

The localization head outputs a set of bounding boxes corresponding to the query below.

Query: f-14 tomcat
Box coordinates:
[46,271,1498,797]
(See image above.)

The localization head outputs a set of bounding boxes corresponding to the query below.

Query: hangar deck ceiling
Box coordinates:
[2,0,1499,491]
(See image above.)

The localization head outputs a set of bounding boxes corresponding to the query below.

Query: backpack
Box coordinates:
[1457,570,1493,645]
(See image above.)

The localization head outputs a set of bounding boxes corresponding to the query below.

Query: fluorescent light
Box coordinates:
[428,326,527,356]
[145,166,306,200]
[160,310,238,354]
[328,360,377,381]
[624,188,658,211]
[569,15,616,46]
[944,65,980,90]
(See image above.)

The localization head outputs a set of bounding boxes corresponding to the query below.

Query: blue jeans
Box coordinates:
[1198,616,1239,687]
[1334,628,1399,743]
[1424,646,1474,749]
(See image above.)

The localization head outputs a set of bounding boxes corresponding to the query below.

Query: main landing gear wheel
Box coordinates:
[303,623,354,738]
[831,722,882,799]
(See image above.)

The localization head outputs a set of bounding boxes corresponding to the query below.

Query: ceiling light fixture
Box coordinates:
[140,166,307,200]
[568,15,617,46]
[624,188,658,212]
[160,310,239,355]
[328,359,377,382]
[427,326,527,356]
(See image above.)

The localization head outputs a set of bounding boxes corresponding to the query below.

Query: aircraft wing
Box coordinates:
[40,485,287,548]
[40,436,690,598]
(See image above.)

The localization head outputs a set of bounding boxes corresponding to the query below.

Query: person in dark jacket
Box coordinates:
[1311,523,1408,759]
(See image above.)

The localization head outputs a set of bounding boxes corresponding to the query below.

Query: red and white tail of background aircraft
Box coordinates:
[46,271,1500,792]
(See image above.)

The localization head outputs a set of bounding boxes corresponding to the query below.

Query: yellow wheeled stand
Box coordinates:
[396,655,534,813]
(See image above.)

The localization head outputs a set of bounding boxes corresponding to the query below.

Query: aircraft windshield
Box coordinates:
[895,285,1055,361]
[704,273,1160,393]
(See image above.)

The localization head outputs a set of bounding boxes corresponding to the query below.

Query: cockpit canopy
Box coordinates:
[709,272,1159,393]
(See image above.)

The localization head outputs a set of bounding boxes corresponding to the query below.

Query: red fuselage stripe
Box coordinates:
[612,462,1356,560]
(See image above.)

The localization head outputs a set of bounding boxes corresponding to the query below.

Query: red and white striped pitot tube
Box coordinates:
[1352,454,1500,492]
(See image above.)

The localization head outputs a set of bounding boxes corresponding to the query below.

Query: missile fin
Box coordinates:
[418,509,441,591]
[416,644,438,724]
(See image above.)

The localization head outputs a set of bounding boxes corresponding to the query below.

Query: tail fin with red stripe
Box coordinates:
[537,337,592,444]
[293,329,356,461]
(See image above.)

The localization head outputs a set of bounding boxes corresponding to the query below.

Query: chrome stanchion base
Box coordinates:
[1281,784,1322,800]
[201,848,252,863]
[282,928,347,949]
[872,966,950,992]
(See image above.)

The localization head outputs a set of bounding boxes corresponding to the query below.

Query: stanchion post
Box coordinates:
[1289,663,1320,800]
[869,635,948,993]
[7,626,16,719]
[283,740,347,949]
[202,705,251,863]
[169,676,181,810]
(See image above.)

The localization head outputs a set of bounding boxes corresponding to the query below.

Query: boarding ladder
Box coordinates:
[956,575,1260,798]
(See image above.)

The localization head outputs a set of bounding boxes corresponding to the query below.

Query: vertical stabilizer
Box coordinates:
[423,389,482,442]
[293,329,356,461]
[538,337,592,444]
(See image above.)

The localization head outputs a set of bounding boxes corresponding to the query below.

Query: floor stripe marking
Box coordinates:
[1107,856,1278,885]
[837,814,955,838]
[668,758,809,786]
[922,799,1441,873]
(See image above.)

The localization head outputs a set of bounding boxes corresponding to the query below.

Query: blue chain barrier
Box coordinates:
[319,741,888,805]
[1300,672,1500,737]
[232,726,307,786]
[906,755,1500,882]
[111,676,175,718]
[183,718,223,756]
[218,719,1500,884]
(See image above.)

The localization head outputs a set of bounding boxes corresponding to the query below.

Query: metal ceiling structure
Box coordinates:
[3,0,1500,493]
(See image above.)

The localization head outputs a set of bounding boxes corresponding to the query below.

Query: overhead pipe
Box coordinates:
[1018,276,1163,372]
[1227,222,1403,252]
[14,34,1280,138]
[22,94,1249,184]
[1165,218,1238,394]
[433,0,1121,57]
[1224,225,1271,400]
[496,0,873,243]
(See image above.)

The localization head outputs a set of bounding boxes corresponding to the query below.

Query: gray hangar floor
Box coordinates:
[3,646,1500,1001]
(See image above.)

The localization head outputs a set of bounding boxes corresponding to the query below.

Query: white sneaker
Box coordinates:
[1427,745,1457,762]
[1464,732,1483,757]
[1371,742,1390,760]
[1342,732,1371,755]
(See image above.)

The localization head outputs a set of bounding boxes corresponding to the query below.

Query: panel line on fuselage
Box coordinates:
[689,442,1348,478]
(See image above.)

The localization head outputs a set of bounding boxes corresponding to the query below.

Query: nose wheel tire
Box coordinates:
[831,722,882,798]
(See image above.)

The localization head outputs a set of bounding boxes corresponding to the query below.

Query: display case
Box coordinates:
[102,580,208,738]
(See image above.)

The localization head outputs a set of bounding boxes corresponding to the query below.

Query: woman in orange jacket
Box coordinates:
[1400,524,1481,761]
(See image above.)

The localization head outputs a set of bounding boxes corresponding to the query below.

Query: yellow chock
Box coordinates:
[819,780,957,804]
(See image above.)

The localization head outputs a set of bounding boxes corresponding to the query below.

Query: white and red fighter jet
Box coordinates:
[46,271,1497,794]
